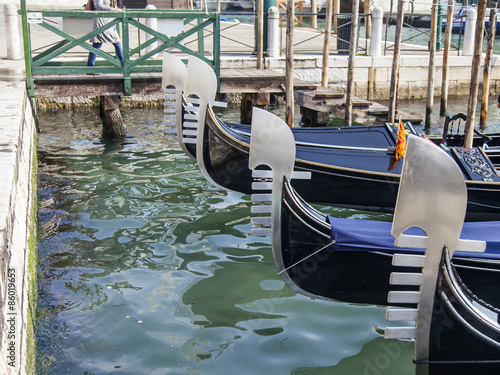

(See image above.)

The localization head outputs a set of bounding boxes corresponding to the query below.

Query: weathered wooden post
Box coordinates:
[364,0,371,40]
[480,7,497,128]
[333,0,340,34]
[388,0,405,124]
[257,0,264,69]
[285,0,295,126]
[321,0,333,87]
[4,4,22,60]
[440,0,454,116]
[100,96,127,139]
[345,0,360,127]
[465,0,487,148]
[425,0,439,129]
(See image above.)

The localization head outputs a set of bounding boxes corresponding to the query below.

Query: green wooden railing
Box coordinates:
[20,1,220,97]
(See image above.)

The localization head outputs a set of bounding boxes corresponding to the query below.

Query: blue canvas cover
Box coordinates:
[327,216,500,260]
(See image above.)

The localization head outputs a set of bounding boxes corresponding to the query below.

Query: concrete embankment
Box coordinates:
[0,60,38,375]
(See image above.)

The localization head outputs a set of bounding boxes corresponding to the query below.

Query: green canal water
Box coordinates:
[35,100,500,374]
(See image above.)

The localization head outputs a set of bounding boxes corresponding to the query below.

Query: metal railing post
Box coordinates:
[197,16,205,54]
[122,10,131,95]
[20,0,34,96]
[213,14,221,89]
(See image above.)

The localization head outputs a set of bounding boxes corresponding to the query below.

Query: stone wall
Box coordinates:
[0,89,38,375]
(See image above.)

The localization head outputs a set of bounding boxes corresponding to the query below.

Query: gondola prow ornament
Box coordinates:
[385,135,486,375]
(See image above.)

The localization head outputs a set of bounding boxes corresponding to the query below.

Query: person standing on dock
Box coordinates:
[86,0,124,69]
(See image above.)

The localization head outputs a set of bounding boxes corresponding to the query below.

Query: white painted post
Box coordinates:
[4,4,22,60]
[145,5,158,56]
[267,6,279,57]
[369,6,383,56]
[462,7,477,56]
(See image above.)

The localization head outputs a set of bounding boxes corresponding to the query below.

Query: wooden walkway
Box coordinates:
[33,69,423,124]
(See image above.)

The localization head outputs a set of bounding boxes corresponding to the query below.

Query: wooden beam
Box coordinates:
[257,0,264,69]
[425,0,439,128]
[345,0,360,126]
[465,0,487,148]
[480,7,497,128]
[286,0,295,126]
[388,0,405,124]
[321,0,333,87]
[440,0,454,116]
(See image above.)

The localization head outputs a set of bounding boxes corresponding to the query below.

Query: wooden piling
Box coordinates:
[465,0,487,148]
[364,0,371,40]
[388,0,405,124]
[333,0,339,34]
[425,0,439,128]
[321,0,333,88]
[241,93,270,124]
[480,7,497,128]
[440,0,454,116]
[257,0,264,70]
[285,0,295,126]
[100,96,127,139]
[345,0,360,127]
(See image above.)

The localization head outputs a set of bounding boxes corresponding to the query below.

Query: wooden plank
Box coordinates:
[294,79,317,90]
[314,85,344,99]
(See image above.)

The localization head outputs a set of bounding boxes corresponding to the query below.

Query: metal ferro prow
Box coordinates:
[384,135,486,375]
[248,108,310,281]
[162,52,188,153]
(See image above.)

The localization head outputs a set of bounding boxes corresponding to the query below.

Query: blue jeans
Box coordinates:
[87,42,124,66]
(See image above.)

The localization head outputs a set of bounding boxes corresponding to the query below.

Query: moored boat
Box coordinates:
[248,107,500,307]
[162,53,500,221]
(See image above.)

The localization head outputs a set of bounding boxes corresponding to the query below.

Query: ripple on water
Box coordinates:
[37,107,414,375]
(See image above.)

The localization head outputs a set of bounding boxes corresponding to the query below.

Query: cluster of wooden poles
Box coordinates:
[254,0,496,144]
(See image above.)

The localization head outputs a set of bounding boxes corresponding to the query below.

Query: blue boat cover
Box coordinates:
[327,216,500,259]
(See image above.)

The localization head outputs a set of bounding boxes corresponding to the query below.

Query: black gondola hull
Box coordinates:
[277,180,500,306]
[197,109,500,221]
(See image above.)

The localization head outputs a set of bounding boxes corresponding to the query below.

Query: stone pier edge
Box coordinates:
[0,87,38,375]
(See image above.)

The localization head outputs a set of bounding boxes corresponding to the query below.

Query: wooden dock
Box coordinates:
[33,69,423,125]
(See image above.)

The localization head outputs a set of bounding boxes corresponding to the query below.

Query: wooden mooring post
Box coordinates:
[465,0,487,148]
[440,0,454,116]
[285,0,295,126]
[388,0,405,124]
[321,0,333,88]
[100,96,127,139]
[257,0,264,70]
[480,7,497,128]
[345,0,360,126]
[425,0,439,129]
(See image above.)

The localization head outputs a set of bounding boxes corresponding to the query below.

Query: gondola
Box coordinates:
[380,135,500,374]
[162,53,500,168]
[162,53,500,221]
[248,107,500,309]
[413,247,500,374]
[247,112,500,372]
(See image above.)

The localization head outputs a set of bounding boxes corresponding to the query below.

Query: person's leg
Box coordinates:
[113,42,124,63]
[87,42,102,66]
